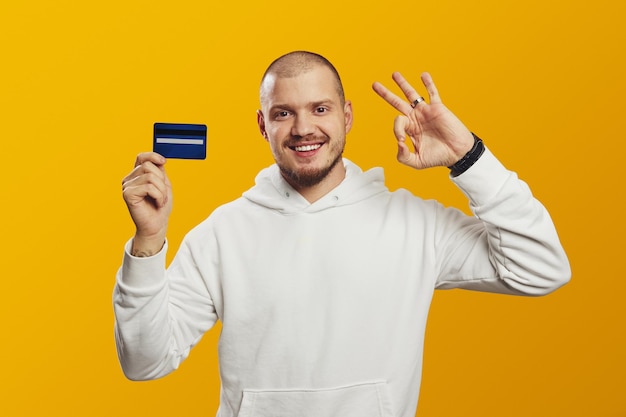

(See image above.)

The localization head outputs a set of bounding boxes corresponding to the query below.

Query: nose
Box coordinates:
[291,113,316,138]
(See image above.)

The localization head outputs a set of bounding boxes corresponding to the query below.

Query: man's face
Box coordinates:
[258,65,353,190]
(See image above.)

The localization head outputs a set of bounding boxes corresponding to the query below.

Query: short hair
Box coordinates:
[260,51,345,104]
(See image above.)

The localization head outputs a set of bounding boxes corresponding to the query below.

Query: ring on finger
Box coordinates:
[411,97,425,108]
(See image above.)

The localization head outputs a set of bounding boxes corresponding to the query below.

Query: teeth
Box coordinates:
[294,144,322,152]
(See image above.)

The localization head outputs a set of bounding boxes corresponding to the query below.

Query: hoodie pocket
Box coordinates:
[237,380,394,417]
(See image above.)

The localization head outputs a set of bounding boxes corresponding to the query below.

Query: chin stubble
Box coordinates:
[279,151,344,189]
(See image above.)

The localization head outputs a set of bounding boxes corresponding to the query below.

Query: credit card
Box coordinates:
[153,122,207,159]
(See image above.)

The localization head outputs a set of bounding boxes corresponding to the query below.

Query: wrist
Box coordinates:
[131,233,166,257]
[448,133,485,177]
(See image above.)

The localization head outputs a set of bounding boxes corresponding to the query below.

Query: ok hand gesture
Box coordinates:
[372,72,475,170]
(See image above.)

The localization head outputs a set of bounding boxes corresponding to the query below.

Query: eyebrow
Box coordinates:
[269,99,336,113]
[310,99,335,108]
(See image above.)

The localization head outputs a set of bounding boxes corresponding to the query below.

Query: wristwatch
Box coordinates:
[448,133,485,177]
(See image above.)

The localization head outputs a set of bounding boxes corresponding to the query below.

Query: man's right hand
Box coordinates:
[122,152,172,257]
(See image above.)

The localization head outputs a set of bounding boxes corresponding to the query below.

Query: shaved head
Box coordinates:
[260,51,345,106]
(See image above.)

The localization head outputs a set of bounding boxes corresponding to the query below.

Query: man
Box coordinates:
[115,51,570,417]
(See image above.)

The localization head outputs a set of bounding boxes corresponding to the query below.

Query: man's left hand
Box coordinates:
[372,72,475,170]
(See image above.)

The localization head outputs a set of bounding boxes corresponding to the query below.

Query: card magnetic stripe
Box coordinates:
[154,124,206,143]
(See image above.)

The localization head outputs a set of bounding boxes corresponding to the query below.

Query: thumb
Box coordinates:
[396,140,413,165]
[393,115,413,165]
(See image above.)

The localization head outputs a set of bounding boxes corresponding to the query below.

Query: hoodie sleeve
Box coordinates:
[113,230,219,380]
[434,147,571,295]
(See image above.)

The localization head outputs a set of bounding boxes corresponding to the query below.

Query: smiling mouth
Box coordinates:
[292,143,322,152]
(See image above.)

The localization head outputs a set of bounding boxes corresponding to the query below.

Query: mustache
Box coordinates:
[285,135,329,147]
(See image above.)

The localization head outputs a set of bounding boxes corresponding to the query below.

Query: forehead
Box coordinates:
[260,66,341,108]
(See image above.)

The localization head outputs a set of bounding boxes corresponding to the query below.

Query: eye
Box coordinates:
[274,110,291,120]
[315,107,328,114]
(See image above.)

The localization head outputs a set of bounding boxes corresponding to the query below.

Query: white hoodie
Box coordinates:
[114,149,570,417]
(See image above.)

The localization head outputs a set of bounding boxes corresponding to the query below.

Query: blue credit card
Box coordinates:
[153,122,207,159]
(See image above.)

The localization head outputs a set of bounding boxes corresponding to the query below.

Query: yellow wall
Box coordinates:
[1,0,624,415]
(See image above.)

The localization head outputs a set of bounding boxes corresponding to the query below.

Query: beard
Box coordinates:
[278,141,345,189]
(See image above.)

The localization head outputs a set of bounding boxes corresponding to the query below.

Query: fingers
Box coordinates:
[391,72,423,105]
[123,155,170,208]
[396,140,413,167]
[420,72,441,104]
[123,158,167,187]
[134,152,166,169]
[372,81,413,115]
[393,115,409,142]
[122,179,169,209]
[372,71,442,112]
[393,115,418,167]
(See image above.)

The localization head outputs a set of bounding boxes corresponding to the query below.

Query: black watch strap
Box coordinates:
[448,133,485,177]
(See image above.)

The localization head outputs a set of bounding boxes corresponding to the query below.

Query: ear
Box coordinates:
[343,100,354,134]
[257,110,268,141]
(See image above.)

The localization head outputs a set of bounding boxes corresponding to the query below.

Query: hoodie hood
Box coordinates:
[242,159,388,214]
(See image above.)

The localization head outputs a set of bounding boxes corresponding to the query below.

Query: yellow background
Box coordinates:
[1,0,624,415]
